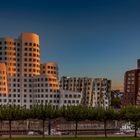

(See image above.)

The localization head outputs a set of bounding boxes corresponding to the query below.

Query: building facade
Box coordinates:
[60,76,111,108]
[0,32,82,108]
[123,59,140,106]
[123,69,140,106]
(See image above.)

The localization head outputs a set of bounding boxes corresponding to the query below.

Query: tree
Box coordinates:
[111,97,121,109]
[0,105,5,130]
[44,104,60,136]
[2,105,27,138]
[120,105,140,137]
[30,104,60,137]
[86,107,98,136]
[30,104,46,138]
[87,107,96,121]
[95,107,116,137]
[61,105,87,138]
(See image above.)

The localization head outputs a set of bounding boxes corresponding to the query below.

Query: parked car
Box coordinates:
[115,132,125,135]
[27,131,38,135]
[44,129,62,136]
[27,131,34,135]
[120,122,134,133]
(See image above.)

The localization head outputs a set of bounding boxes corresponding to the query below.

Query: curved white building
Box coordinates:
[0,32,82,108]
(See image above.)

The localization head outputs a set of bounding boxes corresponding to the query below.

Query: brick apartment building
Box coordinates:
[123,59,140,105]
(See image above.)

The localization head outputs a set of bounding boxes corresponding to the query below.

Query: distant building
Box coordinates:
[60,76,111,108]
[123,69,140,105]
[123,59,140,106]
[137,59,140,69]
[111,90,124,98]
[0,32,82,108]
[111,90,124,108]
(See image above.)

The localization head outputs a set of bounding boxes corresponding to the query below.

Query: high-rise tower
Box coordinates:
[0,32,59,107]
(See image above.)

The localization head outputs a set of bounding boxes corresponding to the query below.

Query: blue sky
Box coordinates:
[0,0,140,90]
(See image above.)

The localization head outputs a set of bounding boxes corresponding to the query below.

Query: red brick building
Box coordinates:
[123,59,140,106]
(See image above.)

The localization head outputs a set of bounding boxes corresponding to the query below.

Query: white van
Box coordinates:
[28,131,34,135]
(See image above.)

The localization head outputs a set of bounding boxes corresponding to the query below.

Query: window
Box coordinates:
[69,95,72,98]
[13,89,16,92]
[68,100,71,103]
[78,95,81,98]
[8,94,11,97]
[29,53,32,56]
[76,100,79,103]
[74,95,76,98]
[13,94,16,97]
[25,42,28,46]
